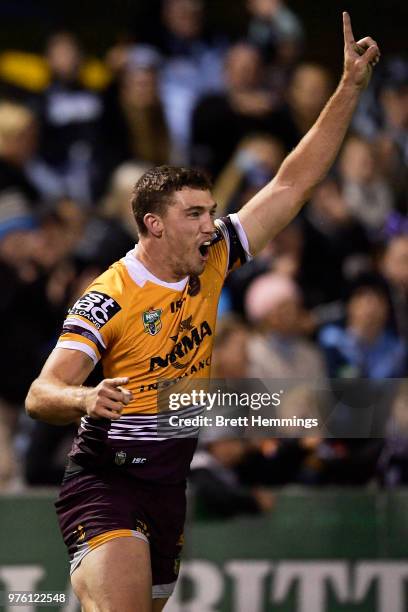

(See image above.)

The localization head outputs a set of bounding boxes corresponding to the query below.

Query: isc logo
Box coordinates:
[132,457,147,464]
[69,292,121,329]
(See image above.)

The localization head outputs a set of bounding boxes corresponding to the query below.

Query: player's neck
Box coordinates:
[133,242,188,283]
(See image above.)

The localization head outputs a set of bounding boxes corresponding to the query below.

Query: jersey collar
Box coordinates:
[123,248,189,291]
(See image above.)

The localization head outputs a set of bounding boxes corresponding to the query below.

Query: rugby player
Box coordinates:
[25,14,380,612]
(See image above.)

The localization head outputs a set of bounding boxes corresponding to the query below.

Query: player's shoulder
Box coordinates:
[89,259,130,302]
[67,259,131,328]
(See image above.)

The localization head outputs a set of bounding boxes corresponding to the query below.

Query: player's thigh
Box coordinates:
[72,536,152,612]
[152,599,168,612]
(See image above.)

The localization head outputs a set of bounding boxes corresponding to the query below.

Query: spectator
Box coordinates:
[288,62,333,134]
[377,59,408,160]
[213,133,285,214]
[267,62,334,152]
[0,218,71,488]
[196,61,332,178]
[122,50,170,165]
[102,162,147,240]
[245,272,326,379]
[0,101,41,285]
[245,271,326,448]
[157,0,226,163]
[32,32,105,204]
[74,162,147,272]
[381,234,408,345]
[226,220,303,317]
[238,437,324,487]
[0,196,89,482]
[374,136,407,213]
[353,57,408,211]
[102,46,171,168]
[190,431,275,519]
[0,101,40,217]
[246,0,304,66]
[354,57,408,164]
[191,42,277,178]
[318,281,407,379]
[306,438,384,486]
[299,177,372,308]
[212,315,250,378]
[158,0,215,57]
[339,134,394,234]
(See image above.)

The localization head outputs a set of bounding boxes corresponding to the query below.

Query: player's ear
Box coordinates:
[143,213,163,237]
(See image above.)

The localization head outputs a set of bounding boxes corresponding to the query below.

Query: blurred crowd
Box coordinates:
[0,0,407,514]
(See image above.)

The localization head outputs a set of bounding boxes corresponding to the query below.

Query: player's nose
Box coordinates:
[200,212,215,235]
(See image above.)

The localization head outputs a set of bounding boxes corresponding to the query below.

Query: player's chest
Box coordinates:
[120,275,222,359]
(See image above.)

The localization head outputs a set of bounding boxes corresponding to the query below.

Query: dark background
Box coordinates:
[0,0,406,68]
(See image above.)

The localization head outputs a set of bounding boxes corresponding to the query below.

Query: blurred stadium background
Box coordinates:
[0,0,407,610]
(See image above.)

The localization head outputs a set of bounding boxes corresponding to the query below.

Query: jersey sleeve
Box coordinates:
[56,280,123,365]
[209,213,252,279]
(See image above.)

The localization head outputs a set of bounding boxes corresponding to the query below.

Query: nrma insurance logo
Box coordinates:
[143,308,163,336]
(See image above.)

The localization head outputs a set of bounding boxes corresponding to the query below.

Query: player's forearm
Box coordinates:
[276,76,360,199]
[25,378,88,425]
[237,77,361,254]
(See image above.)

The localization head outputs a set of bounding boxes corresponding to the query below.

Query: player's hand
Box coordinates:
[84,377,133,420]
[342,12,380,90]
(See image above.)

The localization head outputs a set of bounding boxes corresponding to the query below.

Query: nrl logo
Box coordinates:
[143,308,163,336]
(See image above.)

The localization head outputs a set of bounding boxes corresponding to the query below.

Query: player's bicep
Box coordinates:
[39,347,95,386]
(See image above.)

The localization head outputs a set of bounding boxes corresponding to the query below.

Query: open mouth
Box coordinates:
[199,240,211,258]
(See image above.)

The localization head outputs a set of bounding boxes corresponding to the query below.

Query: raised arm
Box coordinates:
[25,348,132,425]
[238,12,380,255]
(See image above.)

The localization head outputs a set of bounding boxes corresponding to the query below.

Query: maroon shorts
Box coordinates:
[55,466,186,599]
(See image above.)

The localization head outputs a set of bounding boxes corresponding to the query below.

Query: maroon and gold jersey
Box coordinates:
[56,215,249,482]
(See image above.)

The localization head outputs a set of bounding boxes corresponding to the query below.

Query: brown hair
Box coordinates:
[131,165,212,235]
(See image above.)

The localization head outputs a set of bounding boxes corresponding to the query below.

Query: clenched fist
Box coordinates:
[84,377,133,420]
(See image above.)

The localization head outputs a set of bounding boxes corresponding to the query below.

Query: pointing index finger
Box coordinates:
[343,11,355,47]
[106,377,129,387]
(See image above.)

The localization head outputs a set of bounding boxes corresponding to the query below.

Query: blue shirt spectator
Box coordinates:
[319,282,407,379]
